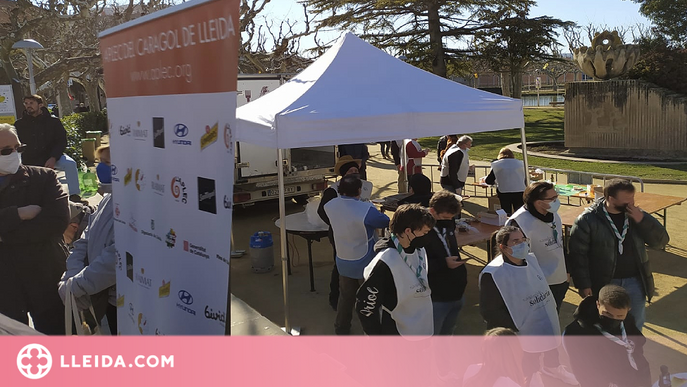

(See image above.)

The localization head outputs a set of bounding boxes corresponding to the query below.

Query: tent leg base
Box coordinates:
[281,326,301,336]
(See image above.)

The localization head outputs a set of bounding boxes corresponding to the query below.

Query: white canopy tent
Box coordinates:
[235,32,528,333]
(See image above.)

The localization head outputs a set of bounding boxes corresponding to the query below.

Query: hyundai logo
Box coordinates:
[174,124,189,138]
[111,164,118,175]
[178,290,193,305]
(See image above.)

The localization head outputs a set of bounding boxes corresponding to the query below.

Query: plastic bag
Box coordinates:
[305,197,328,228]
[78,171,99,198]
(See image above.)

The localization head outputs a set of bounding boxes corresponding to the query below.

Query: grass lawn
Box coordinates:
[418,108,687,181]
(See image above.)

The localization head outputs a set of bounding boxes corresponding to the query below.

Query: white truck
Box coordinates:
[234,74,337,206]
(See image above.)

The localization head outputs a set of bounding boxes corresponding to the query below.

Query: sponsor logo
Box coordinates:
[151,219,155,231]
[114,203,125,225]
[171,177,188,204]
[159,280,171,298]
[123,168,133,186]
[173,123,192,146]
[165,229,176,248]
[176,290,196,316]
[128,215,138,233]
[115,250,122,271]
[111,164,120,182]
[17,344,52,380]
[200,122,218,151]
[183,240,210,259]
[116,294,124,308]
[153,117,165,148]
[197,177,217,214]
[141,227,162,243]
[155,328,164,336]
[223,195,232,209]
[528,290,552,306]
[151,174,164,196]
[135,169,145,191]
[119,124,131,136]
[204,306,226,326]
[223,123,232,151]
[133,120,147,141]
[128,302,135,324]
[215,253,229,265]
[135,268,152,289]
[126,252,134,282]
[137,312,150,334]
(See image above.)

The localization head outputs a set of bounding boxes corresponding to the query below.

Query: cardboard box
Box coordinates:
[478,209,508,226]
[488,196,501,213]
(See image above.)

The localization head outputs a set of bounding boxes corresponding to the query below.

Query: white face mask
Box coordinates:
[509,241,530,259]
[546,198,561,213]
[0,151,21,175]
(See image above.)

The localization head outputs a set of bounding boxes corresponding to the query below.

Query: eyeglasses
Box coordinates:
[541,195,559,202]
[0,145,26,156]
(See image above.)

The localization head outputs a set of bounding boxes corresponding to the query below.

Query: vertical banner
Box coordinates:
[0,85,17,124]
[99,0,239,334]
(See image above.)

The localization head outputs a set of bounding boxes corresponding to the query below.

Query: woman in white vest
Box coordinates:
[440,135,472,195]
[479,226,577,385]
[484,147,526,215]
[355,204,436,336]
[506,182,569,313]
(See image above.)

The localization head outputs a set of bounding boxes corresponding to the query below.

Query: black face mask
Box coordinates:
[405,231,424,252]
[435,219,455,230]
[599,315,623,332]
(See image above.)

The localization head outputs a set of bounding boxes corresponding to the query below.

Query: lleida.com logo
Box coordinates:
[17,343,52,379]
[17,343,174,379]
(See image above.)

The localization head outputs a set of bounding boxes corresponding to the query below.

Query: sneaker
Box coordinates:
[540,365,579,385]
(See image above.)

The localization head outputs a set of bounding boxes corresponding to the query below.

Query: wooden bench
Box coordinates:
[549,101,564,107]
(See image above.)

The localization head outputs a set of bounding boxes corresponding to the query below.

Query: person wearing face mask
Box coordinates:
[569,179,668,331]
[418,191,467,335]
[507,182,569,313]
[0,123,69,334]
[95,145,112,195]
[318,155,373,311]
[324,174,389,335]
[480,226,578,385]
[563,285,650,387]
[440,135,472,195]
[355,204,436,335]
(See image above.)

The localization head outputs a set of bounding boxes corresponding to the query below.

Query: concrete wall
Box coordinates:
[565,80,687,158]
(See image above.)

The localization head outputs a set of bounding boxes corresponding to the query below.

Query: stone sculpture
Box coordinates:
[572,31,640,80]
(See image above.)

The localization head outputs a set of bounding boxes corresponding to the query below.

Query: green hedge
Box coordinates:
[61,109,108,170]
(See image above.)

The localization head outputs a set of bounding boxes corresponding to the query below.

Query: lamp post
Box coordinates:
[12,39,44,94]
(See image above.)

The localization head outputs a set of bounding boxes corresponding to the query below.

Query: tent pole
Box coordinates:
[277,148,291,333]
[520,126,531,185]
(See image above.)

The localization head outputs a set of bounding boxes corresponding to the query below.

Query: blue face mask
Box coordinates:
[96,162,112,184]
[546,198,561,213]
[509,241,530,259]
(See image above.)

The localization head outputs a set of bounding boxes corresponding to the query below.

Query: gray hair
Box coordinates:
[457,135,473,145]
[0,123,18,137]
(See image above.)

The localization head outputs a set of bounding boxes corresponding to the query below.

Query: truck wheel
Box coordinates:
[292,194,309,206]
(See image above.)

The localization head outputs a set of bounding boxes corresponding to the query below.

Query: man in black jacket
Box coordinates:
[0,124,69,335]
[420,190,467,335]
[14,95,81,198]
[563,285,651,387]
[569,179,669,330]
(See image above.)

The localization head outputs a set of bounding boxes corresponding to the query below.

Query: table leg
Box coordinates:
[487,239,493,262]
[307,239,315,292]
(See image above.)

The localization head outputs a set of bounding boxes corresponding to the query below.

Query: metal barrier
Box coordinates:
[530,167,644,192]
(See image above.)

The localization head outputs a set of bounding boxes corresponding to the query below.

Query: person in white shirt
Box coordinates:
[484,147,527,215]
[506,182,569,313]
[479,226,577,385]
[440,135,472,195]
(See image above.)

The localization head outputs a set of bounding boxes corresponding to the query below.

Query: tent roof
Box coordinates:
[235,32,524,149]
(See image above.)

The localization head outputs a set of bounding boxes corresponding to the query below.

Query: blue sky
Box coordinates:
[257,0,651,53]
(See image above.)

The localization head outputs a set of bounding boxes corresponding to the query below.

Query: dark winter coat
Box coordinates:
[0,165,70,285]
[563,296,651,387]
[14,107,67,167]
[569,199,669,301]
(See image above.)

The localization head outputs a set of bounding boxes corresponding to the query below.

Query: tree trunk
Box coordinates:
[427,0,446,78]
[511,69,523,99]
[500,72,511,97]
